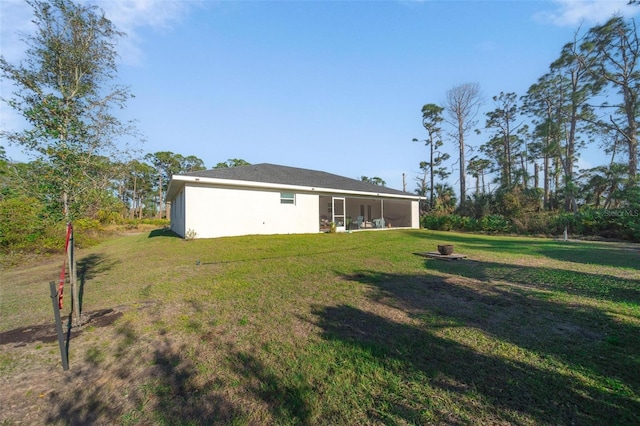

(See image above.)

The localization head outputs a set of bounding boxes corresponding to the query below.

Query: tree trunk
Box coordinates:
[563,71,578,213]
[623,100,638,182]
[520,154,527,189]
[459,127,466,204]
[543,141,550,210]
[555,157,561,209]
[504,133,512,187]
[157,174,163,219]
[429,139,435,210]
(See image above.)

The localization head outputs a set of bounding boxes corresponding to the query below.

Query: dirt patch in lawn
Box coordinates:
[0,308,123,347]
[0,301,164,425]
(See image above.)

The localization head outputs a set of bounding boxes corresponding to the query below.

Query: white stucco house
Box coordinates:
[165,163,423,239]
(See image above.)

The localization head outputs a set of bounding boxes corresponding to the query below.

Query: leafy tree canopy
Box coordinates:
[214,159,251,169]
[360,176,386,186]
[0,0,138,221]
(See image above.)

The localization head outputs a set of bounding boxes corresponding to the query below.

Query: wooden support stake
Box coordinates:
[69,227,81,326]
[49,281,69,371]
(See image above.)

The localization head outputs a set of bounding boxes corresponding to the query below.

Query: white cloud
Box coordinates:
[0,0,198,65]
[95,0,200,65]
[534,0,639,27]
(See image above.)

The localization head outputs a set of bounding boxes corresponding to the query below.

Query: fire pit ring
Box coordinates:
[437,244,454,255]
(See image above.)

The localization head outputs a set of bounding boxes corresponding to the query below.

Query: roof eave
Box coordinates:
[166,175,423,201]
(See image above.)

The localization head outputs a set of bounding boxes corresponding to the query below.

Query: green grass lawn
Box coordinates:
[1,229,639,425]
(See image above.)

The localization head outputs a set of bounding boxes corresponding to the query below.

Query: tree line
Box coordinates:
[1,1,639,254]
[414,15,640,232]
[0,145,250,251]
[0,1,257,253]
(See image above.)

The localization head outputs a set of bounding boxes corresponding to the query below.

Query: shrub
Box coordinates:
[478,215,514,233]
[421,208,639,242]
[0,195,67,254]
[141,218,170,227]
[421,213,514,234]
[421,214,455,231]
[525,212,558,235]
[185,228,197,240]
[0,195,46,250]
[95,209,123,225]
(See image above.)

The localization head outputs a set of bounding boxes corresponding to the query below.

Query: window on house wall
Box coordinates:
[280,192,296,204]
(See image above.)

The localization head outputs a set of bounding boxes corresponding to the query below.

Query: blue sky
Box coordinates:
[1,0,639,194]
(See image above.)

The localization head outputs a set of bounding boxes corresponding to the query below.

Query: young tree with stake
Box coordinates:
[0,0,138,325]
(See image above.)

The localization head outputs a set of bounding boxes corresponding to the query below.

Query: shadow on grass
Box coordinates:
[229,351,313,424]
[314,304,574,424]
[46,331,244,424]
[45,312,308,425]
[406,229,640,269]
[143,340,241,424]
[77,253,119,313]
[537,244,640,269]
[148,228,181,238]
[324,269,640,424]
[424,256,640,306]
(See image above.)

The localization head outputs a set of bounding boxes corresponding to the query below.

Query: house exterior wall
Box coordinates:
[170,188,186,237]
[184,183,320,239]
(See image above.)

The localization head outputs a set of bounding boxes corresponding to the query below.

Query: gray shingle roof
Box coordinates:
[181,163,415,197]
